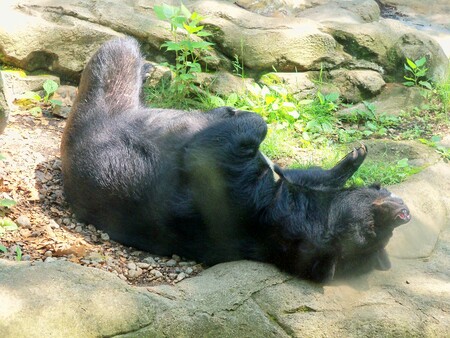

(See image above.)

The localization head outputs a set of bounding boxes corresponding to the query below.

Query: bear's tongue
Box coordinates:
[395,208,411,224]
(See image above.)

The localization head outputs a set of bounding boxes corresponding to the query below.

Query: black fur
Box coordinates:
[61,37,410,282]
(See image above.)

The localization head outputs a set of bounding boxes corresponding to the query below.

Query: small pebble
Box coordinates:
[87,224,96,232]
[44,257,56,263]
[151,269,163,278]
[172,254,181,261]
[136,262,150,269]
[127,262,137,270]
[143,256,156,265]
[165,259,177,267]
[16,215,31,228]
[49,220,60,229]
[44,250,53,257]
[185,267,193,275]
[100,232,110,241]
[22,255,31,261]
[75,225,83,233]
[128,269,137,278]
[176,272,186,282]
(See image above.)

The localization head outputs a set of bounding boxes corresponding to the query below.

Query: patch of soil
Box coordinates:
[0,112,202,286]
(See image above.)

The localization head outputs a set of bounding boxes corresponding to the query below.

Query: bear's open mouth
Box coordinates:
[395,208,411,224]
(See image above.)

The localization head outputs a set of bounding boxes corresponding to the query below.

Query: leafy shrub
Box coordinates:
[154,3,214,97]
[403,56,432,89]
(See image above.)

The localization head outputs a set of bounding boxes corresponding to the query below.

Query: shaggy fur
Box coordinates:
[61,37,410,282]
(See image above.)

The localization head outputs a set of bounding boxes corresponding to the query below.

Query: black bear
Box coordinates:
[61,37,410,282]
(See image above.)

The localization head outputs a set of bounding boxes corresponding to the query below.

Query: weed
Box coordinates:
[15,245,22,261]
[349,158,422,186]
[15,79,61,117]
[403,56,432,89]
[0,244,22,261]
[154,3,214,97]
[232,39,246,78]
[338,102,401,141]
[419,136,450,161]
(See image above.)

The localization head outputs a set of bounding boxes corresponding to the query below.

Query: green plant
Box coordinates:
[16,79,61,116]
[0,244,22,261]
[338,102,401,142]
[232,39,245,78]
[0,197,17,234]
[403,56,432,89]
[154,3,214,96]
[419,136,450,160]
[15,245,22,261]
[348,158,421,186]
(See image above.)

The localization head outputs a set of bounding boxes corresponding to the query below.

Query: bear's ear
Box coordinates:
[310,256,337,283]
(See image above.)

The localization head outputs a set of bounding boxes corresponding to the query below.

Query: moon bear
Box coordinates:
[61,37,410,282]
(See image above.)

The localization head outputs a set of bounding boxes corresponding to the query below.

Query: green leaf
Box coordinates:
[403,81,414,87]
[15,246,22,261]
[0,244,6,253]
[406,58,417,69]
[288,110,300,119]
[180,3,191,18]
[397,158,409,168]
[415,69,427,77]
[415,56,427,67]
[0,218,18,231]
[50,99,63,106]
[29,106,42,117]
[183,23,203,34]
[226,93,238,106]
[43,79,58,96]
[162,41,182,51]
[196,31,213,37]
[431,135,441,143]
[419,81,433,90]
[325,92,339,102]
[153,5,168,20]
[21,91,41,101]
[0,199,16,208]
[0,154,6,161]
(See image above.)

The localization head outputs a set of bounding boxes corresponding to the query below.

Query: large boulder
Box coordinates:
[0,0,448,102]
[192,1,348,72]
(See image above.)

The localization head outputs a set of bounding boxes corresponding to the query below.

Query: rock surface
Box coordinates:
[0,0,448,103]
[1,158,449,337]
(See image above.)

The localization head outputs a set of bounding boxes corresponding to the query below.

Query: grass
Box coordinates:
[144,61,450,186]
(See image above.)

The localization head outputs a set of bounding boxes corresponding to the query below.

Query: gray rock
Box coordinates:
[165,259,177,267]
[339,83,427,117]
[15,215,31,228]
[151,269,163,278]
[143,256,156,265]
[126,262,137,270]
[100,232,110,241]
[260,72,317,99]
[193,1,347,72]
[329,69,385,102]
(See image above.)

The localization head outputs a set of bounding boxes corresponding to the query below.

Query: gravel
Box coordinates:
[0,112,203,286]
